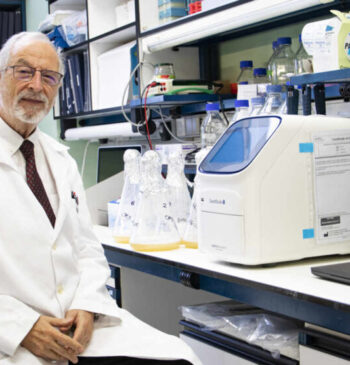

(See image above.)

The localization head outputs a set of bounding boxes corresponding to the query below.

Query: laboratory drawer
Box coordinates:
[299,328,350,364]
[180,333,256,365]
[180,320,298,365]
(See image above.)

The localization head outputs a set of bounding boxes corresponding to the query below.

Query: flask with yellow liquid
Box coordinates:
[130,150,181,252]
[166,150,191,244]
[112,149,140,244]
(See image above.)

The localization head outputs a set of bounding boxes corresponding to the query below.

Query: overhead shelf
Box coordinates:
[290,68,350,85]
[140,0,347,53]
[130,93,226,107]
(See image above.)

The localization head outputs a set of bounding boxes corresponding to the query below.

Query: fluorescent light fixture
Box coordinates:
[142,0,335,54]
[65,122,141,141]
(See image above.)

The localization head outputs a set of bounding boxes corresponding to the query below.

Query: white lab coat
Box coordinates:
[0,130,201,365]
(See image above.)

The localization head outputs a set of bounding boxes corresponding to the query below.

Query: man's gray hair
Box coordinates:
[0,31,65,74]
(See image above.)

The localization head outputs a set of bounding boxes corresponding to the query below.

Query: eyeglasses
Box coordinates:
[4,65,63,86]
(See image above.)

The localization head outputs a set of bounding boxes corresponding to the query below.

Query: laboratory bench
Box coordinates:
[94,225,350,337]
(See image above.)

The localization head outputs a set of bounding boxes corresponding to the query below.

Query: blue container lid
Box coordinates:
[277,37,292,46]
[251,97,265,105]
[253,68,267,77]
[266,84,282,93]
[272,40,278,50]
[239,81,249,85]
[299,34,302,43]
[240,60,253,68]
[206,102,220,111]
[160,8,187,17]
[234,99,249,108]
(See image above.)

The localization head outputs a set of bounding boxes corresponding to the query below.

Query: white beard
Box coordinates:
[13,91,49,125]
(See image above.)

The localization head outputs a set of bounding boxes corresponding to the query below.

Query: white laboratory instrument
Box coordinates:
[197,114,350,265]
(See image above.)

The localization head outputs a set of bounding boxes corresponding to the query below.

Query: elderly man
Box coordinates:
[0,32,200,365]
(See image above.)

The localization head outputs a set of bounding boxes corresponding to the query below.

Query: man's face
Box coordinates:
[0,41,60,125]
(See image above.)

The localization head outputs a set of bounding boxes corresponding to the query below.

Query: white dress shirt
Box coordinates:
[0,118,59,215]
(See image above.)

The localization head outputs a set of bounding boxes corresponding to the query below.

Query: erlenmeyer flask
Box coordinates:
[166,151,191,242]
[182,148,209,249]
[113,149,141,243]
[130,150,181,252]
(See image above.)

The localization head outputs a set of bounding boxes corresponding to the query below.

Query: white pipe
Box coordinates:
[65,123,142,141]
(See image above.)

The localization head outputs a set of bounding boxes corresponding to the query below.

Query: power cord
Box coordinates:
[121,60,155,127]
[143,82,160,150]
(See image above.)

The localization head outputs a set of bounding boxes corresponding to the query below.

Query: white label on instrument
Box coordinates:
[313,131,350,244]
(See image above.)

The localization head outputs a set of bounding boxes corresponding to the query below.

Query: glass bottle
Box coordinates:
[267,40,278,80]
[154,63,175,81]
[166,150,191,241]
[201,102,228,148]
[237,60,254,84]
[112,149,141,244]
[249,96,265,116]
[230,99,250,124]
[270,37,295,85]
[294,34,313,75]
[260,84,284,114]
[253,68,268,84]
[129,150,181,252]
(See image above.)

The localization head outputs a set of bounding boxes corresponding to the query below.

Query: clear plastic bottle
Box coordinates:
[182,149,208,249]
[270,37,295,85]
[230,99,250,124]
[294,34,313,75]
[112,149,141,244]
[267,40,278,80]
[201,102,228,148]
[260,84,284,114]
[249,96,265,116]
[253,68,268,84]
[166,151,191,241]
[237,60,254,84]
[129,150,181,252]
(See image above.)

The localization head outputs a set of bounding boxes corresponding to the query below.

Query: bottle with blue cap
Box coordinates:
[230,99,250,124]
[253,68,268,84]
[270,37,295,85]
[237,60,254,84]
[201,102,228,148]
[267,40,278,80]
[294,34,313,75]
[260,85,284,114]
[253,68,269,96]
[249,96,265,116]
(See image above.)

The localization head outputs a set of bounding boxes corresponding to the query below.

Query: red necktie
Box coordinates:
[20,140,56,227]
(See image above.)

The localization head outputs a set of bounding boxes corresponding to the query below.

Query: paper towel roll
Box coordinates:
[65,122,142,141]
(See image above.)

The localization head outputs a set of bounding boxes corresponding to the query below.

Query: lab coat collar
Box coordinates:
[0,117,69,168]
[0,117,24,168]
[0,116,71,234]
